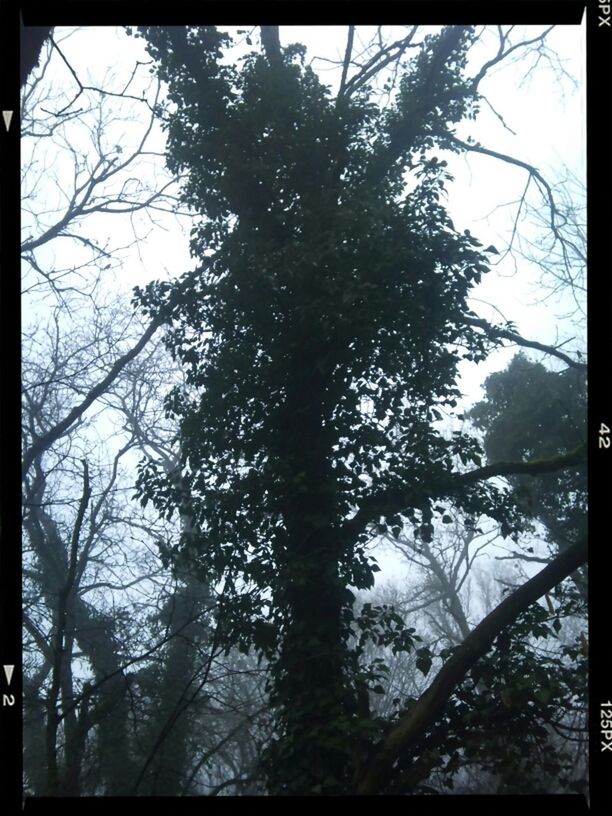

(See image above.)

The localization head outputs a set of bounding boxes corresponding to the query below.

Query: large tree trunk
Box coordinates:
[269,355,356,794]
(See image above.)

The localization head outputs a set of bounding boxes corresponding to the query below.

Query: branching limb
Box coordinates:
[347,445,586,538]
[46,34,159,116]
[470,25,556,90]
[23,316,164,478]
[342,26,418,98]
[464,315,587,371]
[454,443,586,486]
[357,534,587,794]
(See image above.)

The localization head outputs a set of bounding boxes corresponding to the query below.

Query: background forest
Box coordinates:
[20,22,587,797]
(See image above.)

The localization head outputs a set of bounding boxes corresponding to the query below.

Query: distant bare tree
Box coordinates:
[21,29,269,797]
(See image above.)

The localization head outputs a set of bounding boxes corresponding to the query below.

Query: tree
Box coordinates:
[22,277,271,798]
[21,33,270,797]
[469,353,587,596]
[501,163,586,328]
[134,25,586,795]
[379,505,587,794]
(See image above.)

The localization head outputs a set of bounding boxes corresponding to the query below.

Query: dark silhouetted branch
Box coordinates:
[464,316,586,371]
[357,534,587,793]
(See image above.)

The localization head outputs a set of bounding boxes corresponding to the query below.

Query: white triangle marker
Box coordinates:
[2,111,14,132]
[3,665,14,685]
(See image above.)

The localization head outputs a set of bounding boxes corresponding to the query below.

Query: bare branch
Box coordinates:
[343,27,419,98]
[338,26,355,98]
[46,34,159,117]
[464,316,587,371]
[470,25,556,90]
[23,316,164,478]
[444,134,577,274]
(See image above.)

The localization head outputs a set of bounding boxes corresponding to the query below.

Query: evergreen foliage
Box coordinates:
[470,353,587,554]
[131,26,586,794]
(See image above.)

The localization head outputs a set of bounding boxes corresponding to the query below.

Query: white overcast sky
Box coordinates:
[21,22,586,590]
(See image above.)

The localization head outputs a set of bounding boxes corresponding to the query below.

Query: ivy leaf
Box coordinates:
[416,648,432,677]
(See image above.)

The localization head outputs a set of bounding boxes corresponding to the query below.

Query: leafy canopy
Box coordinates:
[133,26,523,792]
[470,353,587,551]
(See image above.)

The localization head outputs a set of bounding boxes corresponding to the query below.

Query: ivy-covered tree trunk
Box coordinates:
[267,349,355,792]
[134,25,552,794]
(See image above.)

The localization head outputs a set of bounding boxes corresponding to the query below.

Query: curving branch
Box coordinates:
[347,445,586,538]
[446,134,557,210]
[454,443,586,487]
[444,134,578,275]
[357,534,587,794]
[464,316,586,371]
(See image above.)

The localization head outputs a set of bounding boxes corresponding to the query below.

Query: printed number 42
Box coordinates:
[599,423,611,449]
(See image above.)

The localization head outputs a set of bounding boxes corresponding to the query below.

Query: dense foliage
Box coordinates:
[470,353,587,556]
[129,26,585,795]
